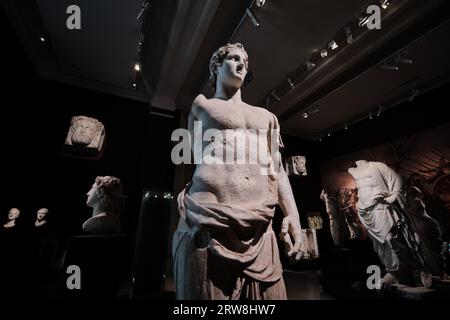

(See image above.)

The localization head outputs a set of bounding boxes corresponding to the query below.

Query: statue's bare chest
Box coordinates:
[197,101,268,130]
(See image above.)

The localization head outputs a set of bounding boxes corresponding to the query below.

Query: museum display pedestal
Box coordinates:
[377,278,450,300]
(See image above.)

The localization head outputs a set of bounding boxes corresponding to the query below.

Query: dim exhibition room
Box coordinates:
[1,0,450,307]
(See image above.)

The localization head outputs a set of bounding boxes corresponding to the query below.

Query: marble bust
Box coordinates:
[35,208,49,228]
[172,43,304,300]
[82,176,126,235]
[65,116,105,151]
[3,208,20,229]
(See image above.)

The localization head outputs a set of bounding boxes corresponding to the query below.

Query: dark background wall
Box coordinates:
[1,9,177,246]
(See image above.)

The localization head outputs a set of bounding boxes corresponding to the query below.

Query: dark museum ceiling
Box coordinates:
[2,0,450,139]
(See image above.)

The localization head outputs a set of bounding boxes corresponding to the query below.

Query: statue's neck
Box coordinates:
[35,220,47,227]
[4,220,16,228]
[92,203,114,217]
[214,86,242,104]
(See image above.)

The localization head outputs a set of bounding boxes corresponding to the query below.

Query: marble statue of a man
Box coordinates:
[348,160,442,287]
[83,176,125,235]
[320,189,347,246]
[172,43,303,300]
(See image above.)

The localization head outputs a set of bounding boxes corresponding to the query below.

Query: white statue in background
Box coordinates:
[3,208,20,229]
[348,160,442,288]
[35,208,49,228]
[65,116,105,151]
[320,189,347,246]
[83,176,126,235]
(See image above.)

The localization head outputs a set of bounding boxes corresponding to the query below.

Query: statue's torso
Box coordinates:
[349,164,383,204]
[189,96,276,208]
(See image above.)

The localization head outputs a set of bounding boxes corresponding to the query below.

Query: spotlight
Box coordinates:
[319,137,322,142]
[310,107,320,115]
[286,77,295,89]
[329,40,338,50]
[132,82,137,89]
[134,63,141,72]
[327,132,331,137]
[377,105,383,117]
[409,89,418,102]
[344,124,348,130]
[270,90,280,101]
[39,36,46,42]
[380,60,399,71]
[369,113,373,120]
[359,16,369,27]
[256,0,266,7]
[320,49,328,58]
[345,26,353,44]
[381,0,390,9]
[305,60,316,71]
[394,54,413,65]
[246,8,260,27]
[302,112,308,119]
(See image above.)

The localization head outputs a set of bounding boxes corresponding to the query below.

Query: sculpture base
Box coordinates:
[378,277,450,299]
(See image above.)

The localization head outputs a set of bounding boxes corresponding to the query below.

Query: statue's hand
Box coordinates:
[383,194,397,204]
[374,192,397,204]
[279,215,303,261]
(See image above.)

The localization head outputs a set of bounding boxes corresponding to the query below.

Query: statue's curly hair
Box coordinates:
[208,43,248,93]
[95,176,123,201]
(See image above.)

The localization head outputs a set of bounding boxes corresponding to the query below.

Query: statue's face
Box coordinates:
[216,48,247,89]
[86,183,100,207]
[294,156,306,172]
[37,208,48,221]
[8,208,20,221]
[72,120,97,145]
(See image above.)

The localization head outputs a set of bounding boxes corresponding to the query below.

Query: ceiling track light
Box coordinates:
[246,8,260,27]
[344,124,348,130]
[409,89,418,102]
[369,112,373,120]
[270,89,280,101]
[134,62,141,72]
[329,40,338,50]
[380,60,399,71]
[302,112,308,119]
[137,1,151,20]
[305,60,316,71]
[255,0,266,7]
[327,132,331,137]
[359,16,369,27]
[345,26,353,44]
[137,33,145,53]
[377,105,383,117]
[394,54,413,65]
[320,49,328,58]
[286,77,295,89]
[381,0,390,9]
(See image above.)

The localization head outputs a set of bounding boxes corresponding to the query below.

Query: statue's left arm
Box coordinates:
[269,112,304,261]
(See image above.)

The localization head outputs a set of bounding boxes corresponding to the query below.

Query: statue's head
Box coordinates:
[209,43,248,93]
[69,116,103,147]
[36,208,49,222]
[8,208,20,221]
[86,176,124,213]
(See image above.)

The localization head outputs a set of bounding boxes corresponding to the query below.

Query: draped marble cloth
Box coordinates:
[172,115,287,300]
[350,161,442,274]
